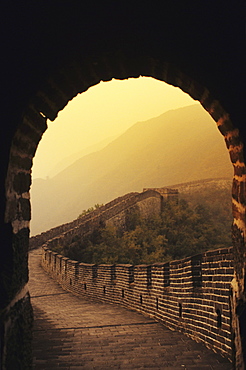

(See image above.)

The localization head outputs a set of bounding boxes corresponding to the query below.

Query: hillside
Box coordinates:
[171,177,233,229]
[30,104,233,235]
[52,179,233,265]
[46,135,119,178]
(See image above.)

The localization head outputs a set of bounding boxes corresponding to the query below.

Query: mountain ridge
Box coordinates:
[44,135,119,179]
[30,104,233,235]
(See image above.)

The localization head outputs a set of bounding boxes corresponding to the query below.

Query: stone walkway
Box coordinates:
[29,249,232,369]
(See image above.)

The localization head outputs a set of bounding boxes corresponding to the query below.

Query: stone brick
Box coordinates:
[13,173,31,194]
[19,198,31,221]
[3,294,33,370]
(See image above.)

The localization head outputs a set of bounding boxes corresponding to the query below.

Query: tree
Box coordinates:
[53,197,232,265]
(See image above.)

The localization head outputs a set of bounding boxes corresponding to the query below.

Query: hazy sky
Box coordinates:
[32,77,199,179]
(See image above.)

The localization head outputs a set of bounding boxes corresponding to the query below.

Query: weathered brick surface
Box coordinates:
[42,245,234,360]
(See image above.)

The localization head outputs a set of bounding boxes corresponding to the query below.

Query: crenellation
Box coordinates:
[41,244,234,360]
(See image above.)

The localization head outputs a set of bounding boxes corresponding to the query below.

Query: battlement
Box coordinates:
[143,187,178,200]
[32,187,234,361]
[42,246,234,361]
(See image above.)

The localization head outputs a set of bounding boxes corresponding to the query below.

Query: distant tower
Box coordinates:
[143,187,179,211]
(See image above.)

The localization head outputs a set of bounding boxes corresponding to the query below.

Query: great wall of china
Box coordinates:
[31,188,234,361]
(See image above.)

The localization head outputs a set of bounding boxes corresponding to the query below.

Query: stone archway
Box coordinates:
[3,52,245,367]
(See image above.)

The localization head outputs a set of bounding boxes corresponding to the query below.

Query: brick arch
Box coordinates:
[5,53,245,240]
[4,52,246,366]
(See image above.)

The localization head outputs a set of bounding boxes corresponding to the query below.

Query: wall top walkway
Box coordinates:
[30,187,234,363]
[42,245,234,362]
[29,248,232,369]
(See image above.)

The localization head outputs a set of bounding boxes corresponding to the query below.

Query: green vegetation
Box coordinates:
[54,191,232,264]
[77,204,103,218]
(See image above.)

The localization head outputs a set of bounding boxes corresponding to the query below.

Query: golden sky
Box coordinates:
[32,77,199,179]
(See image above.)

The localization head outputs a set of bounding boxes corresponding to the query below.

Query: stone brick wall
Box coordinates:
[41,246,234,361]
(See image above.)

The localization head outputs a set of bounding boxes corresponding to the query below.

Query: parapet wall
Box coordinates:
[35,188,234,361]
[42,246,234,361]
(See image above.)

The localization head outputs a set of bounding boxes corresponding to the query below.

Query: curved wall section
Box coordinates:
[30,190,163,251]
[29,192,138,249]
[41,246,234,361]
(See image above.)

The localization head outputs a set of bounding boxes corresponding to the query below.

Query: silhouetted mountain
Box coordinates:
[46,135,118,178]
[30,105,233,235]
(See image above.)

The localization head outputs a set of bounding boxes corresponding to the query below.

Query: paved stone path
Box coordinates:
[29,248,232,369]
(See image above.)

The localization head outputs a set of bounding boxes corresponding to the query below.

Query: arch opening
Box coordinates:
[28,79,234,270]
[3,54,246,367]
[6,55,243,242]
